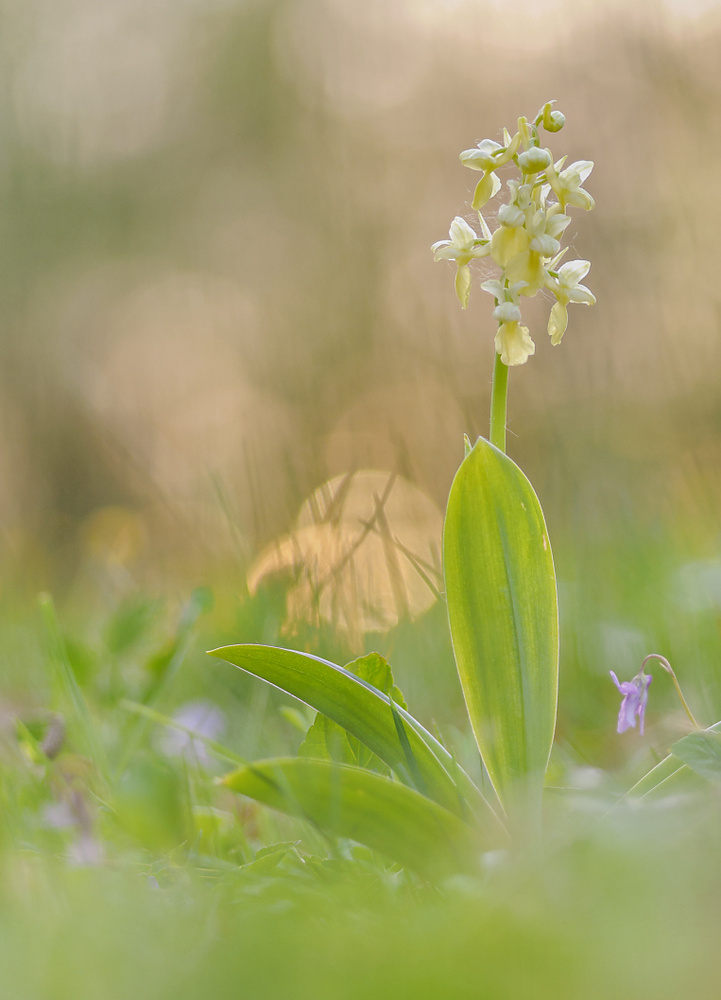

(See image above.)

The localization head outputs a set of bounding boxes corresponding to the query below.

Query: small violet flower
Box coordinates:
[159,700,226,766]
[610,669,652,735]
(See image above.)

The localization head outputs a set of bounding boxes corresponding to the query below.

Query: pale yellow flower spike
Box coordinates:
[432,104,595,362]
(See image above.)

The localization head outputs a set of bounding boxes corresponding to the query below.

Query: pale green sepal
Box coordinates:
[443,438,559,810]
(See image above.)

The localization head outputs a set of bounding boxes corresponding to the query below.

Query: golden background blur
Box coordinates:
[1,0,721,644]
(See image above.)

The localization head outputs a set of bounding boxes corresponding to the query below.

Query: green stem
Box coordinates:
[489,350,509,453]
[641,654,700,729]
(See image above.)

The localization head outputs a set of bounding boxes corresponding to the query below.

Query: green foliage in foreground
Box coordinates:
[3,797,721,1000]
[2,538,721,999]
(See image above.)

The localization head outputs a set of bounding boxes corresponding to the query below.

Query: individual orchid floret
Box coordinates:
[432,216,491,308]
[545,158,595,211]
[610,669,652,735]
[460,133,521,210]
[545,260,595,344]
[482,279,534,366]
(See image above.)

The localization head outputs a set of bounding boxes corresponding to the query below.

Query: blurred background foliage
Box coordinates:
[4,5,721,998]
[1,0,721,772]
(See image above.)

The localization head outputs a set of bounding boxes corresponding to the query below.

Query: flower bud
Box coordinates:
[539,101,565,133]
[518,147,552,174]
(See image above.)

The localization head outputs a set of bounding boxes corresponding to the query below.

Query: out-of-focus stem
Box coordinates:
[641,653,700,729]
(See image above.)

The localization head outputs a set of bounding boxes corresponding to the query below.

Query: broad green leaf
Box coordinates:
[625,721,721,799]
[299,653,402,773]
[443,437,558,807]
[299,712,390,774]
[670,731,721,783]
[208,643,501,832]
[222,757,481,880]
[348,652,407,709]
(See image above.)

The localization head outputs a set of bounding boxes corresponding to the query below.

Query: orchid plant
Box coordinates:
[209,103,719,882]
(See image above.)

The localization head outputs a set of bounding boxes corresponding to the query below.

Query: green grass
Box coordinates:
[2,515,721,999]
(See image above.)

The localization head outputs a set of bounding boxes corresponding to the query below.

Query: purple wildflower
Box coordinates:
[158,700,225,766]
[610,670,652,734]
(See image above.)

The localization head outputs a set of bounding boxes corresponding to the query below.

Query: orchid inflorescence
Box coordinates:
[432,102,596,366]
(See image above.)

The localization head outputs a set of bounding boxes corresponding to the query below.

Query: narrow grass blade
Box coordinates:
[443,438,559,809]
[221,757,481,880]
[39,593,108,781]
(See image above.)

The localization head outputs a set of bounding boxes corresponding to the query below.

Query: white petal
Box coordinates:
[529,210,546,237]
[546,214,571,239]
[530,234,560,256]
[559,260,591,286]
[567,283,596,305]
[498,204,525,227]
[567,189,595,211]
[481,279,505,301]
[459,148,490,171]
[449,216,477,248]
[469,242,492,259]
[434,246,461,261]
[507,280,529,301]
[568,159,594,183]
[493,301,522,323]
